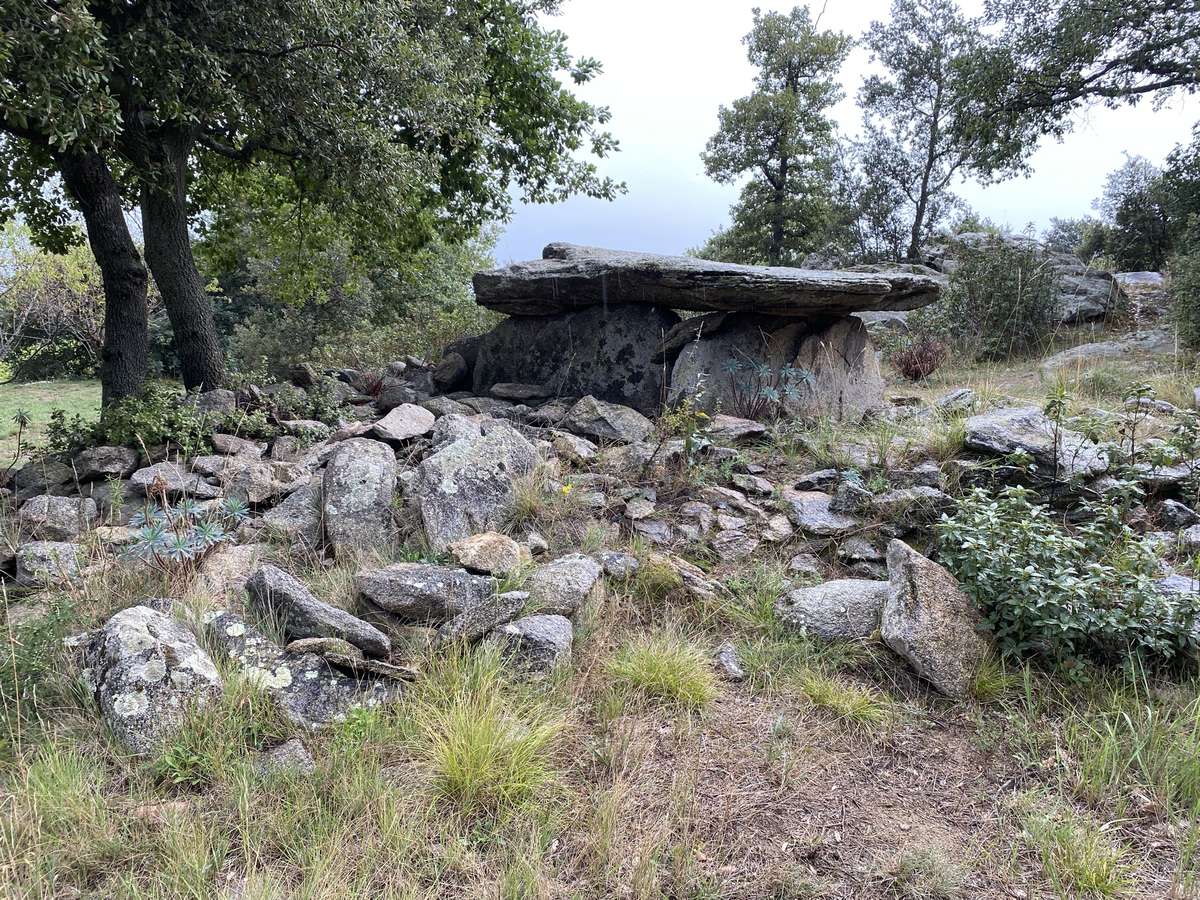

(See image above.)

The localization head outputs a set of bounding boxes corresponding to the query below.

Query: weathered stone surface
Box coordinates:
[206,457,299,505]
[561,395,654,443]
[15,540,83,586]
[964,406,1109,478]
[261,480,323,549]
[17,494,97,540]
[487,614,573,674]
[72,445,140,481]
[490,382,551,402]
[598,551,639,578]
[432,352,469,392]
[1159,499,1200,529]
[212,433,266,457]
[193,543,268,598]
[706,414,768,443]
[82,606,223,755]
[711,529,760,561]
[204,609,400,729]
[448,532,530,576]
[472,304,680,415]
[371,403,436,443]
[246,565,391,658]
[524,553,603,617]
[775,579,888,640]
[285,637,364,661]
[355,562,495,624]
[550,430,598,465]
[412,420,538,551]
[714,641,745,681]
[881,540,989,698]
[421,395,473,418]
[870,486,953,521]
[437,590,528,643]
[186,388,237,417]
[11,459,74,503]
[253,737,315,777]
[1040,328,1175,375]
[780,490,861,537]
[130,462,221,499]
[670,314,884,422]
[475,243,940,316]
[322,438,396,557]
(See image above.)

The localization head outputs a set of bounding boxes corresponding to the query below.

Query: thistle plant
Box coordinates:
[126,496,249,571]
[721,358,815,421]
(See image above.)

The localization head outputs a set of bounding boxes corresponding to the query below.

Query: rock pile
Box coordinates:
[459,243,942,420]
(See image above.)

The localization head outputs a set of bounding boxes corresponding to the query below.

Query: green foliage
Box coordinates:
[95,386,209,455]
[1172,223,1200,350]
[125,497,249,573]
[938,486,1200,668]
[605,631,718,710]
[1020,799,1133,898]
[1086,155,1173,271]
[720,358,815,421]
[701,6,851,265]
[914,234,1059,360]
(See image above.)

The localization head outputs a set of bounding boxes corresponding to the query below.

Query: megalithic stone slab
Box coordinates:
[472,243,941,316]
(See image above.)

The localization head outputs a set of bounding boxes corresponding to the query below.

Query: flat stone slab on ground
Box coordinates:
[473,243,941,316]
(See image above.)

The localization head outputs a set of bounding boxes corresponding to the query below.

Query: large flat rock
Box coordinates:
[473,243,941,316]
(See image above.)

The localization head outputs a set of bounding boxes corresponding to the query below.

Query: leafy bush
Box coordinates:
[938,486,1199,668]
[1172,224,1200,349]
[721,358,814,420]
[97,386,211,453]
[916,235,1060,361]
[888,336,948,380]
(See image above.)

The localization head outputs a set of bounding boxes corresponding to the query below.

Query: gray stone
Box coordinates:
[355,562,495,624]
[279,419,332,441]
[82,606,223,756]
[474,243,940,316]
[706,414,768,443]
[1040,329,1176,375]
[246,564,391,658]
[830,480,873,515]
[870,486,954,521]
[17,494,97,540]
[284,637,364,661]
[1159,500,1200,530]
[775,579,889,639]
[964,406,1109,478]
[321,438,396,557]
[212,433,266,457]
[598,551,639,578]
[371,403,436,443]
[787,552,823,579]
[421,395,473,418]
[881,540,989,698]
[780,490,861,537]
[438,590,528,643]
[15,541,83,586]
[550,430,599,465]
[186,388,238,417]
[561,395,654,444]
[261,480,323,549]
[490,382,551,402]
[253,737,315,777]
[487,614,573,674]
[72,446,140,481]
[129,461,221,500]
[524,553,603,617]
[192,543,269,598]
[210,457,299,505]
[933,388,977,414]
[714,641,745,681]
[670,313,884,423]
[11,459,74,503]
[731,473,774,496]
[204,609,400,729]
[432,352,469,392]
[448,532,530,576]
[412,420,538,551]
[472,304,680,415]
[711,529,760,561]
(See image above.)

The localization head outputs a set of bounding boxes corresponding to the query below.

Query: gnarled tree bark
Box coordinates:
[55,150,149,406]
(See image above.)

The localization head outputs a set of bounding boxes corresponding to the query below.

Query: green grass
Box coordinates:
[605,631,718,710]
[799,671,891,731]
[877,846,965,899]
[0,379,100,466]
[1020,800,1133,898]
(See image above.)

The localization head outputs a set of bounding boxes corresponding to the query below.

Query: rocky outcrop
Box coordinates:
[355,562,496,624]
[472,304,680,415]
[964,406,1109,479]
[669,313,884,422]
[487,613,573,674]
[411,420,538,551]
[561,396,654,444]
[775,579,889,640]
[82,606,223,755]
[321,438,396,557]
[474,243,941,316]
[881,540,989,698]
[17,495,97,540]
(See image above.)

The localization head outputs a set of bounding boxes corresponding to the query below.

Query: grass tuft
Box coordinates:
[605,631,718,710]
[799,671,891,731]
[1021,799,1133,898]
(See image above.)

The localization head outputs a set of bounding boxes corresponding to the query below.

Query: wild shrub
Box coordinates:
[938,486,1199,668]
[1172,226,1200,350]
[916,235,1060,360]
[888,335,949,380]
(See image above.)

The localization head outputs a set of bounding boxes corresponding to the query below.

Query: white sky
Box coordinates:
[494,0,1197,263]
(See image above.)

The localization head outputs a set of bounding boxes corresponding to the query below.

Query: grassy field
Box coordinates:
[0,380,101,467]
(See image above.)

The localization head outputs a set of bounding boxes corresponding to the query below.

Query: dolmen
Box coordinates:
[449,243,941,422]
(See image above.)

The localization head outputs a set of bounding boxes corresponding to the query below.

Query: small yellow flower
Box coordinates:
[561,484,573,496]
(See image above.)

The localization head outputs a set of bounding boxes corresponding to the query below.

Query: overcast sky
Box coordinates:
[494,0,1196,263]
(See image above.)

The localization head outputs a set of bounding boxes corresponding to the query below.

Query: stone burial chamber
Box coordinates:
[460,243,941,421]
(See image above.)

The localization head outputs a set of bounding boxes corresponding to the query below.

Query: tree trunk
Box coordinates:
[907,81,945,261]
[56,150,149,406]
[769,156,789,266]
[139,129,225,392]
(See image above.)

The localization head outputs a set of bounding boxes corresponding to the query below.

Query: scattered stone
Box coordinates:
[881,540,989,698]
[17,495,97,541]
[421,395,473,418]
[524,530,550,556]
[732,473,774,496]
[1040,328,1176,375]
[130,462,221,500]
[261,480,323,549]
[204,609,399,730]
[550,430,599,465]
[82,606,223,755]
[355,563,495,624]
[72,445,140,481]
[246,565,391,658]
[192,543,269,598]
[561,395,654,444]
[371,403,436,443]
[11,458,75,503]
[322,438,396,557]
[633,518,674,545]
[448,532,530,576]
[598,551,639,578]
[413,420,538,552]
[1159,500,1200,530]
[285,637,364,661]
[713,641,745,681]
[933,388,976,414]
[279,419,332,441]
[830,480,873,515]
[761,513,794,543]
[795,469,841,491]
[212,433,265,457]
[964,406,1109,478]
[490,382,551,402]
[253,737,315,777]
[487,614,573,674]
[870,486,953,521]
[706,414,767,443]
[780,490,861,537]
[775,579,889,640]
[787,553,823,579]
[437,590,528,644]
[432,352,469,392]
[15,541,83,587]
[524,553,602,617]
[711,529,760,562]
[624,496,656,520]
